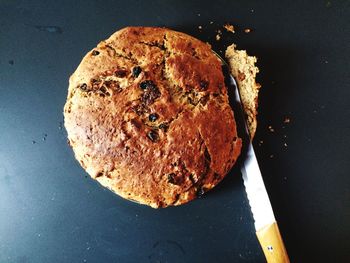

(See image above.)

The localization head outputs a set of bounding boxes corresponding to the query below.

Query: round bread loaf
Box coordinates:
[64,27,242,208]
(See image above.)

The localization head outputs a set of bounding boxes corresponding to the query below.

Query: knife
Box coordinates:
[217,53,290,263]
[240,132,290,263]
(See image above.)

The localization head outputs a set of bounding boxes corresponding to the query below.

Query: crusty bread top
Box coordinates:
[225,44,261,138]
[64,27,242,208]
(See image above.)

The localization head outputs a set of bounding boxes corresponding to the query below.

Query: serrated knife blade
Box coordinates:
[215,51,290,262]
[230,71,289,263]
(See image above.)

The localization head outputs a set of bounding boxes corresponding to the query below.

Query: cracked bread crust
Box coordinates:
[64,27,242,208]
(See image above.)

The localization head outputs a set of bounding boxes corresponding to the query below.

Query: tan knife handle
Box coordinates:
[256,222,290,263]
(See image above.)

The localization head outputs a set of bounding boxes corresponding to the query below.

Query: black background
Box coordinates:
[1,0,349,262]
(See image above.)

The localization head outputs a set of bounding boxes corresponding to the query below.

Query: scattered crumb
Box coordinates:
[210,21,214,24]
[32,140,36,144]
[215,29,222,41]
[258,140,264,146]
[283,135,288,138]
[197,13,201,17]
[325,60,329,64]
[284,117,291,123]
[283,176,287,181]
[198,25,202,30]
[244,28,252,33]
[251,9,254,13]
[223,24,235,33]
[268,125,275,132]
[270,154,274,158]
[284,142,288,147]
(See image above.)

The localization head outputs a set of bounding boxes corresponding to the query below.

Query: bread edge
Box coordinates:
[225,43,261,139]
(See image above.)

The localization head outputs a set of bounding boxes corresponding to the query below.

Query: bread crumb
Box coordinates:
[223,24,235,33]
[215,29,222,41]
[210,21,214,24]
[284,142,288,147]
[258,140,264,146]
[270,154,274,158]
[284,117,291,123]
[268,125,275,132]
[197,13,201,17]
[198,25,202,30]
[244,28,251,33]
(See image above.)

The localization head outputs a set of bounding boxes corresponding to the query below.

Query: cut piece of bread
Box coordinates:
[225,44,261,139]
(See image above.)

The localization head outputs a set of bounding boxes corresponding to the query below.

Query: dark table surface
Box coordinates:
[1,0,349,262]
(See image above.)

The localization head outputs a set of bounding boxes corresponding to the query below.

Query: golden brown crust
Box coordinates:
[225,44,260,139]
[64,27,242,208]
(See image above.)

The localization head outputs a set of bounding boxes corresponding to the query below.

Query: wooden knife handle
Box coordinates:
[256,222,290,263]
